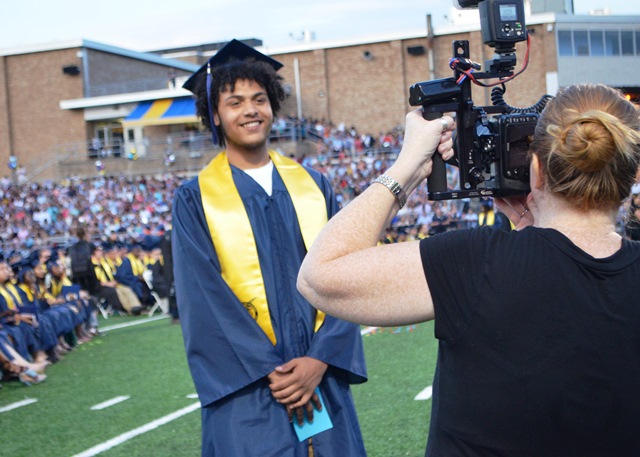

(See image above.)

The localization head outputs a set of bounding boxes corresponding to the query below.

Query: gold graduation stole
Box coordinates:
[19,284,35,302]
[0,285,17,310]
[5,283,23,305]
[101,260,116,281]
[199,150,328,345]
[126,254,145,276]
[36,282,53,301]
[92,261,105,283]
[104,258,117,277]
[479,210,495,226]
[50,277,72,298]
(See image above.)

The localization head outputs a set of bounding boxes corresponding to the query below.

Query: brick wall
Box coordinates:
[1,30,558,181]
[0,56,11,174]
[271,29,553,136]
[0,48,85,180]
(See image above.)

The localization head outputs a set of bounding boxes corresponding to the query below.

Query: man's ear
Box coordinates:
[213,112,220,127]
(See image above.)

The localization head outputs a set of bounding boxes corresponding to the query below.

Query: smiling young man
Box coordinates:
[172,40,367,457]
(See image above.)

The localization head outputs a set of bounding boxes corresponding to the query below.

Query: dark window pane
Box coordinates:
[605,31,620,56]
[574,31,589,56]
[590,31,604,56]
[621,31,634,55]
[636,31,640,56]
[558,31,573,56]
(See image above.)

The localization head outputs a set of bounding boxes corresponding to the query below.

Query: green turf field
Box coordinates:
[1,316,438,457]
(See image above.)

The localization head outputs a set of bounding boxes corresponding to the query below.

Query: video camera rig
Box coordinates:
[409,0,552,200]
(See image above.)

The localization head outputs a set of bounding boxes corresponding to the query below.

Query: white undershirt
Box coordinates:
[243,160,274,196]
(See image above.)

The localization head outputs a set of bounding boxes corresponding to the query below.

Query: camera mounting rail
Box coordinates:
[410,39,519,200]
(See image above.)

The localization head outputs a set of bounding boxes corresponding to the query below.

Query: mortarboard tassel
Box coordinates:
[205,63,218,146]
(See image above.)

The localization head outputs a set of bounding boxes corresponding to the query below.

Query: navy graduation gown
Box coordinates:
[115,258,144,300]
[0,295,38,359]
[16,287,59,351]
[173,163,367,456]
[0,330,16,360]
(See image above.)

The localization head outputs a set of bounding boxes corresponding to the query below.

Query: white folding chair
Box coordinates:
[96,297,113,319]
[142,269,169,317]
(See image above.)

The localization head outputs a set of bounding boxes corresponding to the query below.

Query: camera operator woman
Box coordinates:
[297,83,640,456]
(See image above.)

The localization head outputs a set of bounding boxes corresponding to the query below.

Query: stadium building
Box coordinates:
[0,0,638,182]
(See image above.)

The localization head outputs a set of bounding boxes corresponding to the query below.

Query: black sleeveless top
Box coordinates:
[420,226,640,457]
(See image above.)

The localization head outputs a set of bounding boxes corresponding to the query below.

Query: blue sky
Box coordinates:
[2,0,638,52]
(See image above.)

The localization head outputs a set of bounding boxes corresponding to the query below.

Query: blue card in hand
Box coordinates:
[292,388,333,442]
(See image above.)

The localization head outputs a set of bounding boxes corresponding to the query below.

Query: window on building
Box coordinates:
[558,31,573,56]
[558,29,639,58]
[573,31,589,56]
[604,31,620,56]
[590,31,605,56]
[621,31,634,56]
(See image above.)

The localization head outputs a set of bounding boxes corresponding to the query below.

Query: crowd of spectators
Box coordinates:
[2,117,638,255]
[1,118,638,388]
[0,173,181,259]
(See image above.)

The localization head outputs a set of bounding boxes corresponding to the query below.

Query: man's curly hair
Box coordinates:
[193,59,286,147]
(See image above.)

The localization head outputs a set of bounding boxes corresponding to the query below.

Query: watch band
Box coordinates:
[373,174,407,209]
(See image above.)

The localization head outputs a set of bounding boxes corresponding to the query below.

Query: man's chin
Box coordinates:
[228,140,268,152]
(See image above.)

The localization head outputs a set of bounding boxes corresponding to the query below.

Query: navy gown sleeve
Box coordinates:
[172,178,284,408]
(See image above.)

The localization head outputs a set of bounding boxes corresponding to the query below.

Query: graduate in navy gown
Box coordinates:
[0,261,41,361]
[114,244,150,306]
[173,39,367,456]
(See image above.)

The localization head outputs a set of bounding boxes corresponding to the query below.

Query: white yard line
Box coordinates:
[71,401,201,457]
[361,326,378,335]
[414,385,433,401]
[0,398,38,413]
[90,396,130,411]
[100,315,168,332]
[71,325,378,455]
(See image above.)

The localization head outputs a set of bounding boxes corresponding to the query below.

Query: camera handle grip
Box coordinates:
[422,110,447,194]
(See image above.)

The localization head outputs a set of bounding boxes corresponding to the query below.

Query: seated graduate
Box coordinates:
[115,243,154,308]
[28,262,76,355]
[17,267,70,363]
[148,247,169,299]
[100,243,143,315]
[90,244,127,315]
[47,258,95,343]
[0,325,47,386]
[0,261,46,364]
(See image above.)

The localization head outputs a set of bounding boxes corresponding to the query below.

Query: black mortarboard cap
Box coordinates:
[182,39,283,145]
[102,242,116,253]
[10,261,22,275]
[182,39,283,94]
[141,235,162,251]
[46,257,61,271]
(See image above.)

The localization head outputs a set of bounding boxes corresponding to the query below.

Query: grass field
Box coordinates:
[1,315,438,457]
